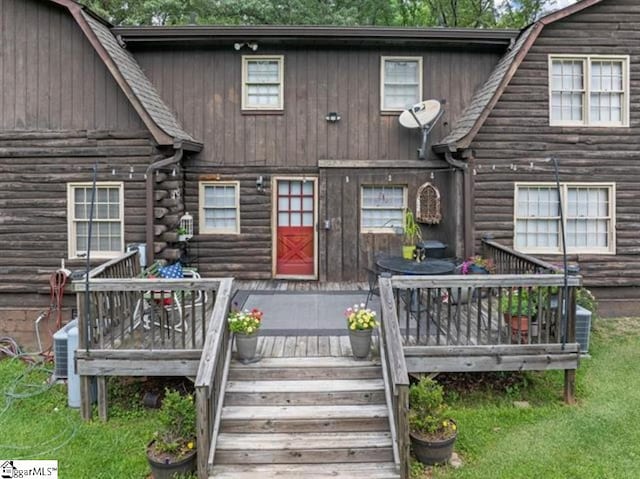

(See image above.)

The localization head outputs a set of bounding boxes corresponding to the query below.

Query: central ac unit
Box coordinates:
[53,319,78,380]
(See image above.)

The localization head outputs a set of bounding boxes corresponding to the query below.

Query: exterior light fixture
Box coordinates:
[256,176,265,193]
[325,112,341,122]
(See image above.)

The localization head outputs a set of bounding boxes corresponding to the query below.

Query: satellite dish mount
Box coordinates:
[399,100,444,160]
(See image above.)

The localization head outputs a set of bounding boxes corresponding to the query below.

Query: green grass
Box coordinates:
[423,317,640,479]
[0,360,159,478]
[1,317,639,478]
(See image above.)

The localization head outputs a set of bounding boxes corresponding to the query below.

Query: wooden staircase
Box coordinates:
[209,356,401,478]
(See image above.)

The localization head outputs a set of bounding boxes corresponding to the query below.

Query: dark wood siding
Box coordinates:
[471,0,640,289]
[134,44,499,280]
[0,0,144,131]
[134,46,500,166]
[320,169,460,282]
[0,130,156,300]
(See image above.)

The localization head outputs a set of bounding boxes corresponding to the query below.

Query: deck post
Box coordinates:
[97,377,108,421]
[564,369,576,405]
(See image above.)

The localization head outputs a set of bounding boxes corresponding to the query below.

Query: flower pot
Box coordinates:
[469,264,489,274]
[450,288,472,305]
[505,314,530,343]
[235,331,259,360]
[147,440,196,479]
[410,427,458,465]
[349,329,373,359]
[402,245,416,260]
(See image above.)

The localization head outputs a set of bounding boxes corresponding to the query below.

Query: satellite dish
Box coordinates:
[399,100,442,129]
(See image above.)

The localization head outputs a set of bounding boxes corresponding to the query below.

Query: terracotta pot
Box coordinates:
[349,329,373,359]
[235,331,259,360]
[505,314,529,343]
[410,424,458,465]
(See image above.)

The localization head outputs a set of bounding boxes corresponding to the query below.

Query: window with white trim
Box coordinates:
[515,183,615,254]
[242,56,284,110]
[550,55,628,126]
[67,182,124,259]
[361,185,407,233]
[199,182,240,234]
[381,57,422,111]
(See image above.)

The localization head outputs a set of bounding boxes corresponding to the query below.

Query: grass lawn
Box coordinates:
[0,317,638,478]
[417,317,640,479]
[0,360,159,478]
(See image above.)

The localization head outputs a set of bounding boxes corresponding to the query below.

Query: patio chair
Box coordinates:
[133,262,206,333]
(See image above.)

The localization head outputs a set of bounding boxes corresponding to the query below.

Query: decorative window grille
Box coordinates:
[416,183,442,224]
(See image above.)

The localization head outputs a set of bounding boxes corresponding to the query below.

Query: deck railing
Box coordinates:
[481,237,561,274]
[383,272,582,402]
[378,276,410,479]
[87,250,141,279]
[194,278,234,479]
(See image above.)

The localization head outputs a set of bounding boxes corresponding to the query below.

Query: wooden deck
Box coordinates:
[245,335,373,359]
[234,280,368,292]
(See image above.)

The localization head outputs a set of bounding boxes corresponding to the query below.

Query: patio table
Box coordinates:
[375,257,455,276]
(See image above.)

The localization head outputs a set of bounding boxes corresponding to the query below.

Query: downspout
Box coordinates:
[444,150,473,258]
[146,147,183,267]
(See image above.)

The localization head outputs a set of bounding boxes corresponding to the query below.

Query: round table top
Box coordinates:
[376,257,455,275]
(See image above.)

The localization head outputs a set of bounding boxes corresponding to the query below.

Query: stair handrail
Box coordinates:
[379,276,410,479]
[194,277,234,479]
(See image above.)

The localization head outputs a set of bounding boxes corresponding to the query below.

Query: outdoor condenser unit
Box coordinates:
[53,319,78,380]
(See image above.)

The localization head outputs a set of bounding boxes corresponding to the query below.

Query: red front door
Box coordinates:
[275,179,316,277]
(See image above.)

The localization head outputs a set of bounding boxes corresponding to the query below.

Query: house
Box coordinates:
[434,0,640,316]
[0,0,636,348]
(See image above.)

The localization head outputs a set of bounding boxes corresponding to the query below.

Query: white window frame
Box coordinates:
[199,181,241,234]
[549,55,630,127]
[241,55,284,111]
[380,56,423,112]
[360,185,408,233]
[67,182,124,259]
[514,182,616,255]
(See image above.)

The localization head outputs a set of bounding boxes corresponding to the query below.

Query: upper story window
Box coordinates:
[199,181,240,234]
[67,182,124,259]
[515,183,615,255]
[381,57,423,112]
[242,56,284,110]
[549,55,629,127]
[361,185,407,233]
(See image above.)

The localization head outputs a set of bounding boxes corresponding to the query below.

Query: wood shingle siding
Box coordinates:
[0,0,144,131]
[471,0,640,293]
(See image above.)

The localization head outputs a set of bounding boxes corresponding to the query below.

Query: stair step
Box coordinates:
[210,462,400,479]
[222,404,388,421]
[215,432,393,464]
[226,379,385,393]
[220,405,389,433]
[224,379,385,406]
[229,357,382,380]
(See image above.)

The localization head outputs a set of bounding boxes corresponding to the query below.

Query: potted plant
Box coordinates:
[402,209,422,260]
[461,256,494,275]
[228,308,263,361]
[501,288,537,343]
[146,389,197,479]
[409,377,458,465]
[345,303,378,359]
[176,226,190,242]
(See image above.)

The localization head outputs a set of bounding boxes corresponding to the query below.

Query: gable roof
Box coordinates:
[46,0,200,150]
[434,0,604,152]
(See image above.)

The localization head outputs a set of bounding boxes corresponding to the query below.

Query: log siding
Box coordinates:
[471,0,640,297]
